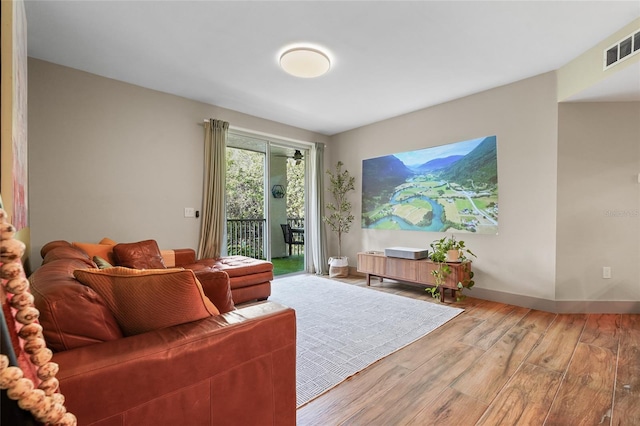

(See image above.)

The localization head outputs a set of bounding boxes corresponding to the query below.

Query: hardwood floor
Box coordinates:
[295,276,640,426]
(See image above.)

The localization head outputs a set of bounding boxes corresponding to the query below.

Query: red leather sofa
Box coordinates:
[28,243,296,426]
[48,238,274,305]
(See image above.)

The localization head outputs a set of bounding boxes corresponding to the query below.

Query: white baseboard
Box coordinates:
[467,287,640,314]
[349,269,640,313]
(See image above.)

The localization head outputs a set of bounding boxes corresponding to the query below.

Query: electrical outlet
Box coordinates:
[602,266,611,279]
[184,207,196,218]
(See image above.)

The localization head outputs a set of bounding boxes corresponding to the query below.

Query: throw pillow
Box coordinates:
[113,240,166,269]
[72,241,116,264]
[99,237,117,245]
[193,270,235,314]
[73,267,219,336]
[93,255,114,269]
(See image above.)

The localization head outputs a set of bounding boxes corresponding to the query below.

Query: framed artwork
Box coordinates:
[2,0,29,230]
[362,136,498,234]
[12,0,28,230]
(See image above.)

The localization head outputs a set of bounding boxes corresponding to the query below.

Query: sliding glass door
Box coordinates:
[226,132,308,275]
[270,143,306,275]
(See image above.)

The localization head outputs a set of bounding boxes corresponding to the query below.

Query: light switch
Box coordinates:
[184,207,196,218]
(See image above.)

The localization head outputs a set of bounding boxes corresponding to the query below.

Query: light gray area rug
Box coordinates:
[270,275,464,407]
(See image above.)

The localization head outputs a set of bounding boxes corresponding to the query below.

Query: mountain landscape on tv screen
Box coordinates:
[362,136,498,234]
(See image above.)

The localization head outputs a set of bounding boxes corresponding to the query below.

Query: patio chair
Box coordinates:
[280,224,304,256]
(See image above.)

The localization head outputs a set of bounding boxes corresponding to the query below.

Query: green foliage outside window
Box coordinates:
[226,147,265,219]
[286,159,305,220]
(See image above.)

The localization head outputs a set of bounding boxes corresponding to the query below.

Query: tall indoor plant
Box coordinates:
[324,161,355,277]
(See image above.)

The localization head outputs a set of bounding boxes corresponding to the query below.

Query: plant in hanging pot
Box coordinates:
[324,161,355,278]
[426,235,477,301]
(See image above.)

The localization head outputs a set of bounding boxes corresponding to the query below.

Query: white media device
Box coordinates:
[384,247,429,260]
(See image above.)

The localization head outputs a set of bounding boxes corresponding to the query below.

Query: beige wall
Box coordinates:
[556,102,640,302]
[27,58,328,264]
[330,72,560,302]
[27,57,639,310]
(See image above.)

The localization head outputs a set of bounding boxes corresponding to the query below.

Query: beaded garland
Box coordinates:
[0,209,77,426]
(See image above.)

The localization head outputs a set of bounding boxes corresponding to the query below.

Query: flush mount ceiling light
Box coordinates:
[280,47,331,78]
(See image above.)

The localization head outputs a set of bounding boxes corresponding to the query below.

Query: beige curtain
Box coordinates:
[309,142,329,274]
[197,119,229,259]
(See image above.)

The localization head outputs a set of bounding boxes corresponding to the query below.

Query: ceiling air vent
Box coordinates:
[604,29,640,69]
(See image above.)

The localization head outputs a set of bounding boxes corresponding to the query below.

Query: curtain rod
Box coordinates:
[198,120,317,147]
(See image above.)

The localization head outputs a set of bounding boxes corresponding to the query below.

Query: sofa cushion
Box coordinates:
[195,256,273,278]
[43,245,97,268]
[72,241,116,264]
[73,267,219,336]
[40,240,73,258]
[113,240,166,269]
[29,258,123,352]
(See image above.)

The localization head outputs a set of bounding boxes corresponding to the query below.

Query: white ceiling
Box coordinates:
[24,1,640,136]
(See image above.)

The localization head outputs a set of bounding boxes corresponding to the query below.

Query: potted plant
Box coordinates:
[426,235,476,301]
[324,161,355,277]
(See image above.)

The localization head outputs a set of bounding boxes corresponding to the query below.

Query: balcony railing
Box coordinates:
[226,218,305,259]
[227,219,265,259]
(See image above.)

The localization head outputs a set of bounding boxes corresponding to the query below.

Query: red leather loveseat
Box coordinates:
[28,242,296,426]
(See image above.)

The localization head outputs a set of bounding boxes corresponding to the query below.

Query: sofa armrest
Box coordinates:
[194,269,235,313]
[160,248,197,268]
[53,302,296,426]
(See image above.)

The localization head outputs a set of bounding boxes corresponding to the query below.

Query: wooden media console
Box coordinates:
[357,251,472,303]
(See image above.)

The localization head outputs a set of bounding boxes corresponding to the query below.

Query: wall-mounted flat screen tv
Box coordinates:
[362,135,498,234]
